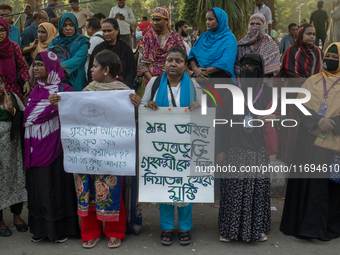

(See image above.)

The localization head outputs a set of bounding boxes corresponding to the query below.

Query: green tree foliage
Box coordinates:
[179,0,199,27]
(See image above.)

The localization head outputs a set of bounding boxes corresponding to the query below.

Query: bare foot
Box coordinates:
[13,215,24,225]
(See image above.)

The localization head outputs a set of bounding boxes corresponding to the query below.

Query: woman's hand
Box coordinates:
[3,89,15,115]
[193,67,208,78]
[23,81,31,97]
[318,117,335,133]
[31,39,39,49]
[145,100,159,110]
[49,94,61,109]
[129,93,141,107]
[258,114,277,123]
[188,101,200,111]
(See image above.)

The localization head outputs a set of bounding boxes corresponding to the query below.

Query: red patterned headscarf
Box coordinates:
[152,6,171,31]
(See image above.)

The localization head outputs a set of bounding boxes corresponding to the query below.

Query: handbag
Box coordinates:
[263,98,282,156]
[329,154,340,184]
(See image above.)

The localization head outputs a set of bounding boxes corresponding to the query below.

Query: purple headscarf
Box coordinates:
[24,51,66,168]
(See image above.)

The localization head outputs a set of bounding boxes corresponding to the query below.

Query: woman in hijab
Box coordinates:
[280,43,340,241]
[138,7,185,85]
[188,8,237,79]
[47,12,90,91]
[235,14,280,85]
[216,53,283,242]
[23,22,58,87]
[24,51,79,243]
[0,17,30,103]
[0,73,27,237]
[278,24,324,163]
[87,18,136,88]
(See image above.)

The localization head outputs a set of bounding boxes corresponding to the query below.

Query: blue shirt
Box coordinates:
[9,25,21,46]
[21,22,38,46]
[279,34,293,59]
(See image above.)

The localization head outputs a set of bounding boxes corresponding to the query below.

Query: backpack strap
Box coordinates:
[59,83,65,92]
[94,34,104,40]
[150,76,162,102]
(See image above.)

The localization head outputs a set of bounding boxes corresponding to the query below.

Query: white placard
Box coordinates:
[58,90,136,175]
[138,107,215,203]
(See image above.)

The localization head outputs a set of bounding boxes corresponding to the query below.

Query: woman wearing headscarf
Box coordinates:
[278,24,324,163]
[0,17,31,103]
[280,43,340,241]
[87,18,136,88]
[141,46,201,246]
[24,22,58,87]
[49,50,141,248]
[235,14,280,85]
[188,8,237,79]
[24,51,79,243]
[216,53,283,242]
[47,12,90,91]
[0,73,27,237]
[137,7,185,86]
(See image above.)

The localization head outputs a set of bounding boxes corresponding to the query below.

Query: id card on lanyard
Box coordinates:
[319,77,340,116]
[238,82,264,128]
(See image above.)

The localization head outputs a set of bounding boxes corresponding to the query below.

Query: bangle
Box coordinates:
[317,117,324,126]
[11,108,16,117]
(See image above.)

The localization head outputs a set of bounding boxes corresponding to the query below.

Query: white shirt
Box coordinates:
[109,5,136,35]
[85,31,105,77]
[254,4,272,28]
[183,37,191,56]
[140,77,202,106]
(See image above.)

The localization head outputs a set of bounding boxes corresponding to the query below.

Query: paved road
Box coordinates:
[1,198,339,255]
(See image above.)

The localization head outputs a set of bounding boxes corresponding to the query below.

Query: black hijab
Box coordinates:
[216,53,277,152]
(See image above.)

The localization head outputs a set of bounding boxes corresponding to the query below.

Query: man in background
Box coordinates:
[109,0,136,48]
[70,0,93,34]
[310,1,329,49]
[175,20,191,56]
[254,0,272,37]
[0,4,20,45]
[45,0,60,28]
[279,23,298,59]
[85,17,104,77]
[24,4,33,29]
[93,12,106,25]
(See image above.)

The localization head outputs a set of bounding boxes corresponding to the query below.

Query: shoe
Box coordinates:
[31,236,46,243]
[219,235,231,242]
[133,225,141,235]
[108,238,121,248]
[55,236,68,243]
[83,236,103,249]
[13,221,28,232]
[161,231,173,246]
[178,231,191,246]
[0,227,12,237]
[259,233,267,242]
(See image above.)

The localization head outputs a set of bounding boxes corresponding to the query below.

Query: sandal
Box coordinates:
[178,231,191,246]
[161,231,173,246]
[82,236,103,249]
[219,235,231,242]
[108,237,122,248]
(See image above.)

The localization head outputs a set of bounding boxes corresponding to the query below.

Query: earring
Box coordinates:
[105,73,107,75]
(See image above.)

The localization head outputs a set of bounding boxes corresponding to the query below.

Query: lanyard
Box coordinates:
[323,77,340,102]
[238,81,264,112]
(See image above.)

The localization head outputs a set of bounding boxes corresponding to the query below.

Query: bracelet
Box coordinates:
[317,117,324,126]
[11,108,16,117]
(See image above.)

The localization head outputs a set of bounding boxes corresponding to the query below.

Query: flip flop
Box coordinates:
[82,236,103,249]
[108,237,122,248]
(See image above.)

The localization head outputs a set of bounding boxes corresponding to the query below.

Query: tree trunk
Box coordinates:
[24,0,43,9]
[267,0,276,30]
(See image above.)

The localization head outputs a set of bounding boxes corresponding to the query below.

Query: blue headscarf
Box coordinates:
[51,12,89,57]
[188,8,237,78]
[155,72,194,107]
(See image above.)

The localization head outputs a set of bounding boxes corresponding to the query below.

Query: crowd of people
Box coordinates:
[0,0,340,250]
